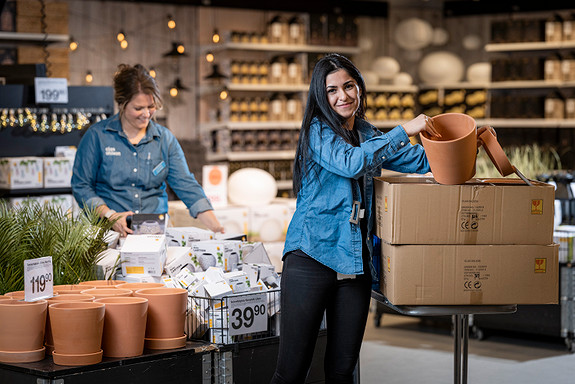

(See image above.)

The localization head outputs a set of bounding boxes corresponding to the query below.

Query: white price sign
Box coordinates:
[34,77,68,104]
[24,256,54,301]
[228,293,267,336]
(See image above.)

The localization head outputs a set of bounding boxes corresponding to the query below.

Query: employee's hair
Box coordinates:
[113,63,163,116]
[293,53,367,195]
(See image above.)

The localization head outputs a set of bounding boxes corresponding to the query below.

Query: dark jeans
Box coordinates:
[270,251,372,384]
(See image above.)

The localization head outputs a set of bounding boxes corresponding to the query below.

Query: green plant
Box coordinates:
[476,144,562,179]
[0,200,115,295]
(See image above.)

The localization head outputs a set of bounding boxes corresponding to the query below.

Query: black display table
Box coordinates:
[0,341,217,384]
[371,290,517,384]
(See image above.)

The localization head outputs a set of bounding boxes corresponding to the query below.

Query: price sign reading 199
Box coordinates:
[40,89,64,102]
[228,293,267,336]
[34,77,69,104]
[24,256,54,301]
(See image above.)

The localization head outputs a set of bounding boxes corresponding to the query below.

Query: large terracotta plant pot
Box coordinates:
[420,113,478,185]
[121,282,166,294]
[49,302,105,366]
[0,299,48,363]
[79,280,128,288]
[5,290,26,300]
[80,288,133,299]
[134,288,187,350]
[94,297,149,358]
[45,294,96,355]
[54,284,95,294]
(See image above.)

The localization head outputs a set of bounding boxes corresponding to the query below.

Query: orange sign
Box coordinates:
[384,196,388,212]
[531,199,543,215]
[534,258,546,273]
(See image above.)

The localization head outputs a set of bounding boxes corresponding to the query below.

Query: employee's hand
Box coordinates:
[197,210,225,234]
[402,114,441,138]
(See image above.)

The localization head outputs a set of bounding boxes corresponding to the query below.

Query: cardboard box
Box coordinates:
[165,226,214,247]
[43,156,74,188]
[380,242,559,305]
[165,246,194,277]
[249,203,292,242]
[375,177,555,245]
[0,156,43,189]
[120,234,167,277]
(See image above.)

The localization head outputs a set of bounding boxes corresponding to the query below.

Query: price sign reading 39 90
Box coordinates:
[24,256,54,301]
[228,293,267,336]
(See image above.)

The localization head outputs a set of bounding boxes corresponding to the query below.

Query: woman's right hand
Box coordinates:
[402,114,441,138]
[108,211,134,237]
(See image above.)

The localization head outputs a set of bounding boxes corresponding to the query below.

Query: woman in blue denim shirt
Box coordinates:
[270,54,441,384]
[72,64,223,236]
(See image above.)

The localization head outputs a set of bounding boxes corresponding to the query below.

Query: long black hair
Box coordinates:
[292,53,367,195]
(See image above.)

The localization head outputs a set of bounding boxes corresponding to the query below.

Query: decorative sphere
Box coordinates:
[392,72,413,86]
[432,28,449,46]
[466,62,491,83]
[228,168,278,206]
[418,51,465,84]
[394,18,433,50]
[362,70,380,86]
[370,56,401,80]
[462,34,482,50]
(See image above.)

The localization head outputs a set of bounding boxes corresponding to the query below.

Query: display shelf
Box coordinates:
[476,118,575,128]
[201,41,361,55]
[418,82,489,90]
[207,150,295,162]
[201,121,301,132]
[366,84,419,93]
[489,80,575,89]
[0,31,69,46]
[0,187,72,198]
[227,83,309,92]
[485,40,575,52]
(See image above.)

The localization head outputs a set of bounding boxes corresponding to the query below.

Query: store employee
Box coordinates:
[72,63,223,236]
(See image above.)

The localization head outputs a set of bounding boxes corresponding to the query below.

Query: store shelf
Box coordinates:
[206,150,296,162]
[418,82,489,90]
[0,31,69,46]
[489,80,575,89]
[476,119,575,128]
[485,40,575,52]
[199,83,308,95]
[201,41,361,55]
[368,84,419,93]
[201,121,301,132]
[0,187,72,198]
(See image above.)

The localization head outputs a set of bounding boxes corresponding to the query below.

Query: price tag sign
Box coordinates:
[34,77,68,104]
[228,292,267,336]
[24,256,54,301]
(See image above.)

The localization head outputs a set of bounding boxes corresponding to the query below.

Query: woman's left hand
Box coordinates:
[197,210,225,234]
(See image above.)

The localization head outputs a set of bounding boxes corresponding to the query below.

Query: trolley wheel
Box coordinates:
[471,326,485,340]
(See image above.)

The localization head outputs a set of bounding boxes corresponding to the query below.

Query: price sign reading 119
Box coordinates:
[24,256,54,301]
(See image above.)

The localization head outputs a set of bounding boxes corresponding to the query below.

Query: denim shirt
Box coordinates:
[283,117,430,280]
[71,114,213,217]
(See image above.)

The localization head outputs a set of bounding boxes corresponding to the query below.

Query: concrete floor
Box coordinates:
[359,301,575,383]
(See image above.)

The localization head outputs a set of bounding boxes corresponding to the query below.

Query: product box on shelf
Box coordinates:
[120,234,167,277]
[165,226,215,247]
[0,156,43,189]
[191,240,243,272]
[375,176,555,245]
[380,242,559,305]
[248,203,292,242]
[164,246,194,277]
[43,156,74,188]
[213,205,250,236]
[95,249,121,280]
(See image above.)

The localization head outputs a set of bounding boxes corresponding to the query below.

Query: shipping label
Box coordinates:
[462,259,491,291]
[459,200,487,232]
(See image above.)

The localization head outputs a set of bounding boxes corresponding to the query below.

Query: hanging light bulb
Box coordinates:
[149,67,157,78]
[205,52,214,63]
[120,39,128,50]
[219,89,228,100]
[168,78,189,98]
[116,30,126,42]
[212,29,220,44]
[69,36,78,51]
[163,42,188,57]
[85,71,93,84]
[176,43,185,54]
[169,86,178,98]
[167,15,176,29]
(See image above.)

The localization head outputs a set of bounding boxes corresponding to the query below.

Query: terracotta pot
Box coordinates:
[54,284,95,294]
[45,294,96,355]
[94,297,149,358]
[80,288,133,299]
[49,301,105,366]
[134,288,187,350]
[0,296,13,302]
[0,299,48,363]
[79,280,127,288]
[420,113,478,185]
[121,282,166,294]
[5,290,26,300]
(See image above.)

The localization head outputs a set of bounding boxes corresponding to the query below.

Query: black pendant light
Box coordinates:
[204,63,228,83]
[163,42,188,58]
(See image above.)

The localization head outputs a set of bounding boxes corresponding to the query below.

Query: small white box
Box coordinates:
[162,275,182,289]
[204,281,232,301]
[249,203,292,242]
[224,271,251,293]
[242,242,272,265]
[204,266,226,284]
[120,234,167,277]
[95,249,121,280]
[166,226,215,247]
[165,246,194,277]
[54,146,77,158]
[40,194,75,214]
[191,241,226,271]
[117,274,163,284]
[43,156,74,188]
[223,240,242,272]
[0,157,43,189]
[175,267,197,289]
[188,277,207,297]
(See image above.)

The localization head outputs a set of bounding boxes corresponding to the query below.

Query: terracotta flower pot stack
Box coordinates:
[54,284,95,294]
[80,288,133,299]
[49,302,105,366]
[95,297,149,357]
[134,287,188,350]
[0,299,48,363]
[79,280,128,289]
[121,282,166,294]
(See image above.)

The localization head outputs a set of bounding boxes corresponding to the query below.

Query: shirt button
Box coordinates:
[135,210,139,214]
[133,168,138,172]
[131,183,135,187]
[400,141,405,146]
[382,156,386,160]
[133,152,137,156]
[135,194,139,198]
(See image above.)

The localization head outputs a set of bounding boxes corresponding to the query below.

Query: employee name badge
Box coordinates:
[152,161,166,176]
[24,256,54,301]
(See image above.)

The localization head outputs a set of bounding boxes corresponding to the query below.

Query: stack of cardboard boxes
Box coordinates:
[374,176,559,305]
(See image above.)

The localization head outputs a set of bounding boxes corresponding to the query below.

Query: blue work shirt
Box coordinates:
[283,117,430,280]
[71,114,213,217]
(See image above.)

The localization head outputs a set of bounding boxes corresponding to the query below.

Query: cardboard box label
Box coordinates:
[535,258,546,273]
[531,199,543,215]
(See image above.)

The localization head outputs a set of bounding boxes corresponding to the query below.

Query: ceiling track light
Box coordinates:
[167,14,176,29]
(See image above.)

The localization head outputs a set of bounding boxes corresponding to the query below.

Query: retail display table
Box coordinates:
[371,290,517,384]
[0,341,217,384]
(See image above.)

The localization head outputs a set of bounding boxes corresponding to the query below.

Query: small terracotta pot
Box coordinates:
[0,299,48,363]
[94,297,149,358]
[54,284,95,294]
[134,288,187,350]
[49,301,105,366]
[5,290,26,300]
[45,294,96,355]
[79,280,128,288]
[420,113,478,185]
[80,288,133,299]
[121,282,166,294]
